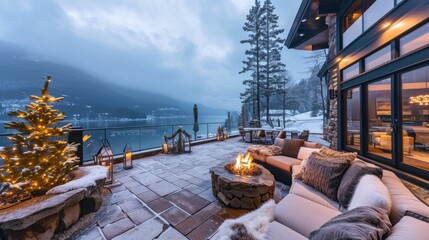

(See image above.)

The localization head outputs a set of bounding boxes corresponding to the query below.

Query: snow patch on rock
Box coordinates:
[46,166,107,195]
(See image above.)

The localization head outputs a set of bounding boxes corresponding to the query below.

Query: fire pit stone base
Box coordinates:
[210,164,275,210]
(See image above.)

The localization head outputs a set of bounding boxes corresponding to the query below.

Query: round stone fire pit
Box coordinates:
[210,163,275,210]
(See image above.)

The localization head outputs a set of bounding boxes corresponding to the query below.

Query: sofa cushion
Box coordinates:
[319,147,357,162]
[309,206,391,240]
[349,174,392,212]
[303,141,321,148]
[297,147,320,160]
[337,159,383,209]
[281,139,305,158]
[266,155,301,173]
[266,221,307,240]
[275,194,340,238]
[381,170,429,225]
[290,180,340,211]
[302,152,350,201]
[385,216,429,240]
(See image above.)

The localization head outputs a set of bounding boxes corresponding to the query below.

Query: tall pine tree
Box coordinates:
[0,76,79,204]
[261,0,286,123]
[240,0,264,120]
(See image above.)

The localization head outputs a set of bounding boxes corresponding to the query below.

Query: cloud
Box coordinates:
[59,1,232,63]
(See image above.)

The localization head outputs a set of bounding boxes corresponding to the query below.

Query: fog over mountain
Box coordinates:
[0,42,225,120]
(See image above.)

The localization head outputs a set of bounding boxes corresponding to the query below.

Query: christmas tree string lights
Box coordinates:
[0,76,79,205]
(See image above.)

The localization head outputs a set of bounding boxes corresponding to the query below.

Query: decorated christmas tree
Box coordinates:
[0,76,79,204]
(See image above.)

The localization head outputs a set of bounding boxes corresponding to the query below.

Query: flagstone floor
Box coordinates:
[76,138,289,240]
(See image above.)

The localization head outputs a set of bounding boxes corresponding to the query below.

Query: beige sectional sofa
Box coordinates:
[265,164,429,240]
[248,138,320,185]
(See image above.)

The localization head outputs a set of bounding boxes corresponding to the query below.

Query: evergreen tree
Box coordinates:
[240,0,264,120]
[260,0,286,123]
[0,76,79,204]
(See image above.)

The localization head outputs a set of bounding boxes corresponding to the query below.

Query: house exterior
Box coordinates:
[286,0,429,186]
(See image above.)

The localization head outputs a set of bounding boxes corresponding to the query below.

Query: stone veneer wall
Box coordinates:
[325,14,339,150]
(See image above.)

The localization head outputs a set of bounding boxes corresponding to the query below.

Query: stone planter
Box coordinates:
[0,166,107,240]
[210,164,275,210]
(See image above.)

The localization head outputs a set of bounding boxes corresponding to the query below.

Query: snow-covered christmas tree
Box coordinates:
[0,76,79,204]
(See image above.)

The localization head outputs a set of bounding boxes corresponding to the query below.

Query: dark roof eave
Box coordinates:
[285,0,312,48]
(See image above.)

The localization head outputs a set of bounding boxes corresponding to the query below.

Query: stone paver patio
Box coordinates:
[76,138,289,240]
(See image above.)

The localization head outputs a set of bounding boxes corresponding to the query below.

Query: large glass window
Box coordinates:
[342,62,360,81]
[401,65,429,171]
[365,45,391,71]
[345,87,361,151]
[400,22,429,55]
[368,78,392,159]
[342,0,363,47]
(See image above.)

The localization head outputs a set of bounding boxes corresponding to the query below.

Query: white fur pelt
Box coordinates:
[212,199,276,240]
[349,174,392,212]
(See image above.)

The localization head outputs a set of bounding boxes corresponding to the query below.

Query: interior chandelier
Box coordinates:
[409,77,429,105]
[409,94,429,105]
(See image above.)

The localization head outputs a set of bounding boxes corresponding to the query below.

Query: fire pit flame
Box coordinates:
[225,152,262,176]
[235,152,252,170]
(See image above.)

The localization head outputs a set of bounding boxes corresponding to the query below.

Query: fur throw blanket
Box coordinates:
[247,145,282,157]
[212,200,276,240]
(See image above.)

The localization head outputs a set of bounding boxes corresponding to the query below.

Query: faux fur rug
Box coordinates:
[211,199,276,240]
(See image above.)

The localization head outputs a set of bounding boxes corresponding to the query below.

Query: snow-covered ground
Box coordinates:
[263,111,324,134]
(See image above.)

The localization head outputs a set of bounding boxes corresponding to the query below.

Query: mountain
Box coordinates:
[0,42,226,120]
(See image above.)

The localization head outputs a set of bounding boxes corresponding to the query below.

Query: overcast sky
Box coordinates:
[0,0,312,111]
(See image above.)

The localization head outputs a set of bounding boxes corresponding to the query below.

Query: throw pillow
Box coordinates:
[297,147,320,160]
[281,139,304,158]
[319,147,357,162]
[309,206,392,240]
[349,174,392,212]
[337,159,383,209]
[302,152,350,201]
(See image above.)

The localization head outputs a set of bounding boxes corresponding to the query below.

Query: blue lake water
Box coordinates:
[0,115,235,163]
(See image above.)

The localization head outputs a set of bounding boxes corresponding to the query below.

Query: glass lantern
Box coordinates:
[123,144,133,170]
[94,146,114,184]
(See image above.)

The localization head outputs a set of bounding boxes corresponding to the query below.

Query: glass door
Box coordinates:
[367,78,393,163]
[400,65,429,172]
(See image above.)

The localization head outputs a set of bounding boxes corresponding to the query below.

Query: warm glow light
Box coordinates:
[382,22,391,29]
[409,95,429,105]
[336,57,342,62]
[125,152,132,161]
[234,152,253,170]
[82,135,91,142]
[315,16,320,20]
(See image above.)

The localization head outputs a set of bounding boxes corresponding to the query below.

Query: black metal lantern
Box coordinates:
[123,144,133,170]
[94,146,114,184]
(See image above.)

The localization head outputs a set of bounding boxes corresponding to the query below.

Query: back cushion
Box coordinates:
[297,147,320,160]
[349,174,392,212]
[281,139,304,158]
[303,141,321,149]
[302,152,350,201]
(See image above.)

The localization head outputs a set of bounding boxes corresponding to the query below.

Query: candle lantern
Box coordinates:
[94,146,114,184]
[123,144,133,170]
[162,134,169,154]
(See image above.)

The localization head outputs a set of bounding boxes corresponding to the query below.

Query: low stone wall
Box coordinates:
[0,166,106,240]
[210,164,275,210]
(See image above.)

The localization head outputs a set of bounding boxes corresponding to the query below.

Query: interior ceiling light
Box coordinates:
[315,16,320,20]
[410,78,429,105]
[382,22,391,29]
[302,19,307,23]
[299,33,304,37]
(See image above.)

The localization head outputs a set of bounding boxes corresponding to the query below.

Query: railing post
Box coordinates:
[139,127,142,150]
[68,127,84,165]
[207,123,209,139]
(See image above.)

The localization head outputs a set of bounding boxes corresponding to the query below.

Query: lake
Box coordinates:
[0,115,235,163]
